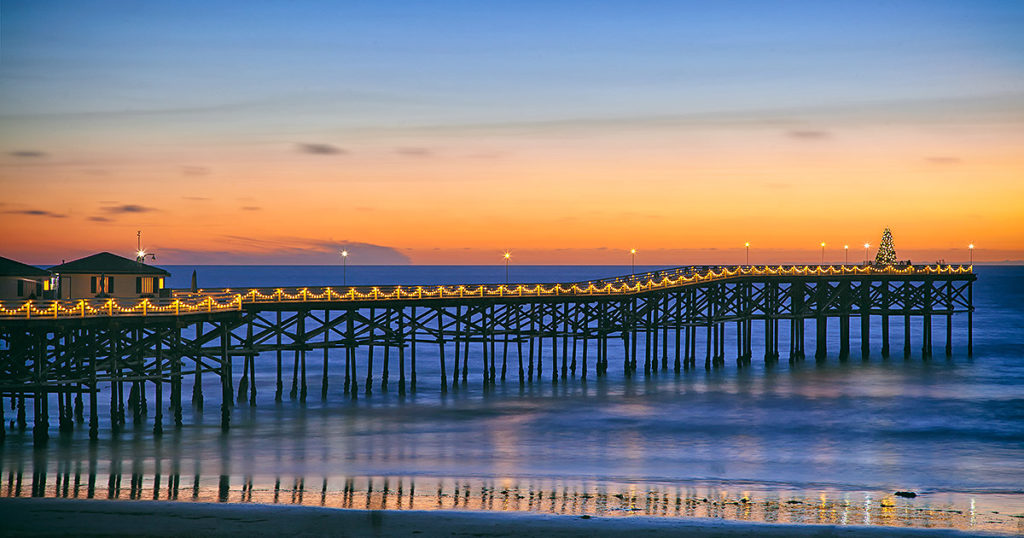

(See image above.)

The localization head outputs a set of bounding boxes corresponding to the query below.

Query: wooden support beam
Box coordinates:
[410,306,417,391]
[322,309,330,400]
[382,309,391,392]
[192,322,204,410]
[861,282,871,359]
[453,305,461,387]
[220,324,230,432]
[34,332,48,444]
[437,308,447,394]
[89,330,99,440]
[399,308,407,396]
[923,280,933,359]
[154,327,163,436]
[365,309,373,396]
[276,311,284,401]
[967,280,973,357]
[348,311,358,399]
[172,326,182,428]
[880,282,890,358]
[299,313,307,401]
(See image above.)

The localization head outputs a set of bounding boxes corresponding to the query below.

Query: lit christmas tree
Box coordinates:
[874,228,898,265]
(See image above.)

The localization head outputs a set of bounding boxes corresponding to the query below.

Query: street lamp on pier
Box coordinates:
[969,244,974,265]
[864,243,870,265]
[503,251,511,284]
[341,250,349,285]
[820,242,826,265]
[745,242,750,266]
[844,244,849,265]
[630,248,637,274]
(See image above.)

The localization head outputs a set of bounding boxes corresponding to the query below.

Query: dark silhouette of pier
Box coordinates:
[0,264,975,443]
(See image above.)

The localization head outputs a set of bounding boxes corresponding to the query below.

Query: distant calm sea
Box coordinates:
[3,265,1022,533]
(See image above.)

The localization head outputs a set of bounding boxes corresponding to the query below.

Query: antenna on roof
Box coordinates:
[136,230,156,263]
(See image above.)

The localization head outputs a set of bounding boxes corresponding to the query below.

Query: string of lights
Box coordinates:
[0,264,973,320]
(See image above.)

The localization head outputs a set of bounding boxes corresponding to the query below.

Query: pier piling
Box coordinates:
[0,263,975,443]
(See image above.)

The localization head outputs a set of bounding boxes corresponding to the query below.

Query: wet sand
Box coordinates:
[0,498,1000,537]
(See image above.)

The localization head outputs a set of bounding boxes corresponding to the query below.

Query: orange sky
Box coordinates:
[2,3,1023,265]
[3,118,1021,265]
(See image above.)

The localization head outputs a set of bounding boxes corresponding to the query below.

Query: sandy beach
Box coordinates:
[0,498,1004,537]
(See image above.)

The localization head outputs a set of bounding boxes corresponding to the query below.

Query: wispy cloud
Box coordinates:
[241,206,261,211]
[297,143,346,155]
[4,209,65,218]
[103,204,156,214]
[395,147,432,157]
[87,216,113,222]
[8,150,47,158]
[181,166,209,176]
[182,196,209,201]
[160,235,411,264]
[786,130,830,140]
[374,93,1024,137]
[926,156,961,165]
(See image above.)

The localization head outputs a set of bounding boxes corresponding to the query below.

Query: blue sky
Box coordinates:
[4,0,1021,124]
[2,1,1023,264]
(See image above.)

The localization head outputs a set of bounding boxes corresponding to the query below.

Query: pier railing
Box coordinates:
[0,264,972,320]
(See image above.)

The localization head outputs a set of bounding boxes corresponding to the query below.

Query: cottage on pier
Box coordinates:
[48,252,170,299]
[0,256,52,300]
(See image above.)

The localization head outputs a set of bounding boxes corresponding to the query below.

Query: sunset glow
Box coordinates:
[2,1,1022,265]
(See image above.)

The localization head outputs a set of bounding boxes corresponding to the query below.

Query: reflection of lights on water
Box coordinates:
[1,471,1013,532]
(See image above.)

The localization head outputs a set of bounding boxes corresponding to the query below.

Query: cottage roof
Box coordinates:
[47,252,170,276]
[0,256,51,277]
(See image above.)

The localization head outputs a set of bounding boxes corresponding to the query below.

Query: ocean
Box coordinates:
[2,265,1022,533]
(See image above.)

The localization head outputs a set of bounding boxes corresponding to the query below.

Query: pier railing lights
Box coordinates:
[1,264,975,320]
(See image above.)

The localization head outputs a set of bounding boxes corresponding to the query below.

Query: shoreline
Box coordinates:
[0,498,1004,537]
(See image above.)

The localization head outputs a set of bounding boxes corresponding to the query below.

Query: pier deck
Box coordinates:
[0,264,975,443]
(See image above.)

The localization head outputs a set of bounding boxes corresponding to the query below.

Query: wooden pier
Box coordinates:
[0,264,975,443]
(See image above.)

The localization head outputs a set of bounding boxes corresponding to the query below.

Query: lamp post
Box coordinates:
[745,242,750,266]
[844,245,849,265]
[630,248,637,274]
[968,243,974,265]
[341,250,348,285]
[503,251,511,284]
[820,242,826,265]
[863,243,870,265]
